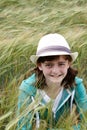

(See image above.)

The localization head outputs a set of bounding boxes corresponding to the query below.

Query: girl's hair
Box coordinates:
[34,55,78,89]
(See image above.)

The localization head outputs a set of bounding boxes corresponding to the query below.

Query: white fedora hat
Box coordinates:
[30,33,78,64]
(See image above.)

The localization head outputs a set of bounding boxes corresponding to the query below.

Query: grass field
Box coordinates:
[0,0,87,129]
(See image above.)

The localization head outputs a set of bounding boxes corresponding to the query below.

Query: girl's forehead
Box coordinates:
[37,55,72,63]
[45,55,69,61]
[45,56,67,62]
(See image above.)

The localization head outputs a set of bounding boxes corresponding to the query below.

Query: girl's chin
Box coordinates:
[51,80,62,84]
[48,78,63,84]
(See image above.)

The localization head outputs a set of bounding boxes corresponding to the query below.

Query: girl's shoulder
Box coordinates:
[74,76,85,92]
[75,76,83,85]
[19,73,37,96]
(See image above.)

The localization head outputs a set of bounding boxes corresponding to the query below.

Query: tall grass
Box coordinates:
[0,0,87,129]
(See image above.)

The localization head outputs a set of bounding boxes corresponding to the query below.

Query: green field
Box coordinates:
[0,0,87,129]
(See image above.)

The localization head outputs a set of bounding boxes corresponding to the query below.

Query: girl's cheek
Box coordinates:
[61,68,68,74]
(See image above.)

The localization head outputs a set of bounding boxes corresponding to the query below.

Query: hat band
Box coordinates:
[37,46,71,55]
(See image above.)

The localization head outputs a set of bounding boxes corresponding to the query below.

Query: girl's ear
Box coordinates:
[68,61,72,69]
[69,61,72,66]
[37,63,42,71]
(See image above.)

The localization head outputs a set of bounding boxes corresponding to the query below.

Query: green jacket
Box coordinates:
[17,74,87,130]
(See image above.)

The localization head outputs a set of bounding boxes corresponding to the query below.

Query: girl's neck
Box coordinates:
[44,81,62,99]
[46,80,61,88]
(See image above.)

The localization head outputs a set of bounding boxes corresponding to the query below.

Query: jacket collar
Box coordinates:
[39,87,74,111]
[56,88,71,111]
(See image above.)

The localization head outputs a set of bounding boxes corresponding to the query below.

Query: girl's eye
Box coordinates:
[58,63,65,66]
[45,63,53,68]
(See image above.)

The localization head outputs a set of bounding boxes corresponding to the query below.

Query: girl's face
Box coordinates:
[37,55,71,85]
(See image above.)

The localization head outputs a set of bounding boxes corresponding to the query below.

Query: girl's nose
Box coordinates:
[52,65,59,74]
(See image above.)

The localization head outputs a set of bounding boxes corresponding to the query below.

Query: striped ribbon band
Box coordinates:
[37,46,71,55]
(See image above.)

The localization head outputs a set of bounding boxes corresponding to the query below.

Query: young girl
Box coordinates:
[18,33,87,130]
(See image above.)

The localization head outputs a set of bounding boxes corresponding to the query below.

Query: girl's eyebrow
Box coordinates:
[44,62,52,64]
[58,61,66,63]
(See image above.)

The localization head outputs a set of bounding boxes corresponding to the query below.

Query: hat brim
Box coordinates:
[30,52,78,64]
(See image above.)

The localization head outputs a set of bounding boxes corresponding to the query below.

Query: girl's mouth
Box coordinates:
[51,74,63,77]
